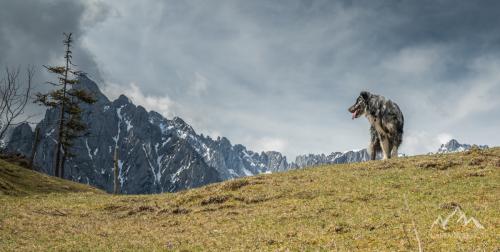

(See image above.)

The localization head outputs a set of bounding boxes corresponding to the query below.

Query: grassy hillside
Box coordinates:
[0,148,498,251]
[0,158,102,196]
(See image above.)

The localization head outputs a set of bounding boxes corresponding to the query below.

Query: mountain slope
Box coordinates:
[1,148,498,250]
[0,158,102,196]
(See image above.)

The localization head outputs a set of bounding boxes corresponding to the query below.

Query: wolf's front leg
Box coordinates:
[370,147,377,160]
[369,126,379,160]
[368,143,377,160]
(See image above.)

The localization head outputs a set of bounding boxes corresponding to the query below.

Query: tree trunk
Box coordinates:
[28,127,40,170]
[53,144,61,177]
[113,147,120,194]
[54,111,65,177]
[53,34,71,178]
[60,152,66,178]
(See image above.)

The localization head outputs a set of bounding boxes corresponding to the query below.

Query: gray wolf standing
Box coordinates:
[348,91,404,160]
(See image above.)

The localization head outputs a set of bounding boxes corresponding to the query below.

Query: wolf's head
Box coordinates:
[348,91,370,119]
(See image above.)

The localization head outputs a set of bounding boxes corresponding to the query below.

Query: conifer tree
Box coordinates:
[35,33,96,178]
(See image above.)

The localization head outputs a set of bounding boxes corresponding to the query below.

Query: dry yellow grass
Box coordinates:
[0,148,499,251]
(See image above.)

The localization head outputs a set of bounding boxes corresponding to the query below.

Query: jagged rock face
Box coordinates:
[4,123,33,155]
[258,151,289,172]
[439,139,469,153]
[0,125,16,148]
[7,76,302,194]
[148,112,275,179]
[7,76,221,194]
[294,153,328,168]
[437,139,488,153]
[330,150,371,164]
[293,149,371,169]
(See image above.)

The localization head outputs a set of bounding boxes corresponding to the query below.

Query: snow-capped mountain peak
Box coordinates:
[437,139,488,154]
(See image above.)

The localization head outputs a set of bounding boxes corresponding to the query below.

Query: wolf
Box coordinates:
[348,91,404,160]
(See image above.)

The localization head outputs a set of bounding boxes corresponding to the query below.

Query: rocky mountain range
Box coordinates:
[436,139,488,154]
[6,76,295,193]
[297,139,490,168]
[5,76,489,194]
[292,149,371,168]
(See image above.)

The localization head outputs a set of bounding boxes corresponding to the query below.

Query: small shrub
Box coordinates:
[493,159,500,168]
[466,172,486,177]
[468,158,484,166]
[330,223,350,234]
[102,204,130,212]
[416,160,459,170]
[200,194,231,205]
[222,179,250,191]
[171,207,191,215]
[440,202,461,210]
[127,205,156,215]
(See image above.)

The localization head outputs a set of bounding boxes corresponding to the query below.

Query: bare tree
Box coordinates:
[0,66,35,141]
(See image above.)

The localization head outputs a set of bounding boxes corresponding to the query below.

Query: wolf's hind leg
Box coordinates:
[380,137,391,160]
[391,146,398,158]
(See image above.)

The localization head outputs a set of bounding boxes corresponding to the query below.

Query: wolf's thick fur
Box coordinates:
[348,91,404,160]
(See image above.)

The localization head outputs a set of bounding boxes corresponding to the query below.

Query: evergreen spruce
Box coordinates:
[35,33,96,178]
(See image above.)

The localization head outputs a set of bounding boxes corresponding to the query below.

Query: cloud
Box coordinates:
[446,56,500,122]
[80,0,111,28]
[0,0,110,122]
[3,0,500,157]
[85,0,500,156]
[180,71,209,96]
[403,131,454,155]
[382,46,443,76]
[247,137,288,153]
[103,82,176,119]
[437,133,453,145]
[192,72,209,95]
[0,0,108,80]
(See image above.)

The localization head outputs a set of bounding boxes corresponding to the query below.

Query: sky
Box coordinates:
[1,0,499,159]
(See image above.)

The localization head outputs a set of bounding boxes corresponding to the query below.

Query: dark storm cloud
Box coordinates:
[0,0,109,122]
[0,0,107,83]
[82,0,500,156]
[2,0,499,156]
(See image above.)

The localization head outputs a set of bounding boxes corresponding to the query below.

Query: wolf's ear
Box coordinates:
[360,91,370,101]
